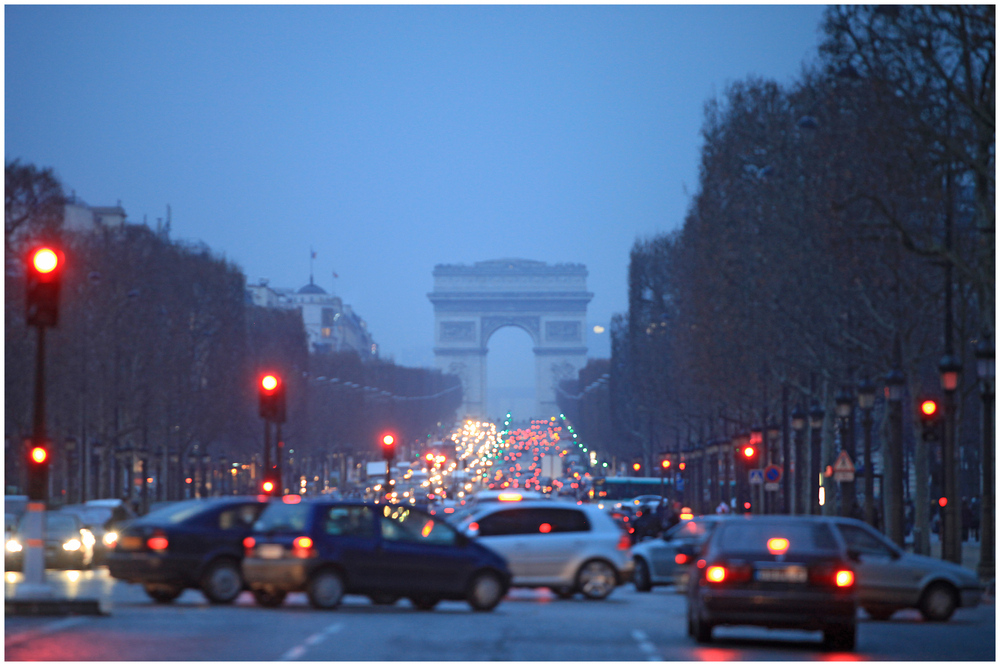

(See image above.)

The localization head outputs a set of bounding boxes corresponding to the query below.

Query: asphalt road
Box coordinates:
[5,568,995,661]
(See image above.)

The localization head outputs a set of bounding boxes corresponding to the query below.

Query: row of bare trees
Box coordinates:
[5,161,461,506]
[564,7,993,562]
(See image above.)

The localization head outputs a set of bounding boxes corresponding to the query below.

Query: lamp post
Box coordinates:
[835,387,855,518]
[939,354,963,564]
[791,406,806,515]
[857,378,877,528]
[975,335,994,580]
[766,417,780,514]
[885,364,906,547]
[809,401,825,515]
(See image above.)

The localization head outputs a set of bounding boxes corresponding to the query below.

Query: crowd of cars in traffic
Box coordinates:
[4,420,988,652]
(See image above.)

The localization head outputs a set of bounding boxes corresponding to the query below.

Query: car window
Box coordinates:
[476,508,532,536]
[253,502,310,533]
[715,521,840,554]
[138,500,207,525]
[324,506,374,538]
[476,507,588,536]
[218,503,265,530]
[837,523,895,557]
[40,513,79,536]
[380,506,456,546]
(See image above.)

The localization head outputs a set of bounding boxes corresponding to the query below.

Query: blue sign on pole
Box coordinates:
[764,464,782,483]
[749,469,764,485]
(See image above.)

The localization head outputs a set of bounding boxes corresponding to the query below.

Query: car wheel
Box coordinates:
[144,583,183,604]
[467,571,504,612]
[633,558,652,592]
[410,595,440,611]
[692,605,713,643]
[576,560,617,600]
[920,582,958,622]
[201,559,243,604]
[864,606,895,621]
[822,622,856,651]
[550,586,576,599]
[252,588,287,608]
[307,569,345,609]
[368,593,400,606]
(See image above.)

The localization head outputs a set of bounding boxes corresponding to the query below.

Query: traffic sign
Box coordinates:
[765,482,780,492]
[749,469,764,485]
[833,450,855,482]
[764,464,782,483]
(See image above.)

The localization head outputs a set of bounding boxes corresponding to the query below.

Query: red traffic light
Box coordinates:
[30,446,48,464]
[31,247,60,274]
[661,459,671,469]
[382,434,394,447]
[262,480,275,493]
[938,497,948,508]
[632,463,641,471]
[261,374,279,392]
[678,462,686,471]
[742,446,755,458]
[920,400,938,418]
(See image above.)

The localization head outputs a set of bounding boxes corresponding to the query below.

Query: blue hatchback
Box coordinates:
[242,499,511,611]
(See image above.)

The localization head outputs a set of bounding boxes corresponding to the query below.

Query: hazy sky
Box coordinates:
[6,5,826,418]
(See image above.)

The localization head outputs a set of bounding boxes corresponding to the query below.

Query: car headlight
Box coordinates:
[6,539,22,553]
[103,531,118,547]
[81,529,96,548]
[63,539,82,551]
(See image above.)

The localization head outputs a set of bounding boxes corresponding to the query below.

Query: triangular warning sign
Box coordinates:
[833,450,855,473]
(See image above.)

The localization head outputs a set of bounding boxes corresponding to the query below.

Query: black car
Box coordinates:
[106,497,268,604]
[687,515,858,651]
[242,499,511,611]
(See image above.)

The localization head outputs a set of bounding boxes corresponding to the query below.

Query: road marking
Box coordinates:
[5,616,87,648]
[279,622,342,661]
[630,629,662,661]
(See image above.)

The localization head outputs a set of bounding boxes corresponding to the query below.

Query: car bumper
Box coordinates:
[242,557,311,591]
[5,549,88,571]
[106,552,195,585]
[699,588,856,630]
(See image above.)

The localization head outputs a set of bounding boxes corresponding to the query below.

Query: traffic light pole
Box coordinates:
[22,325,51,597]
[263,420,271,487]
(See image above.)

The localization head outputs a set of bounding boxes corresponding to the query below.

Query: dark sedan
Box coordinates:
[106,496,268,603]
[243,498,511,611]
[687,515,858,651]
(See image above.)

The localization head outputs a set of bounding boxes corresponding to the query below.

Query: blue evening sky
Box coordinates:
[6,5,826,418]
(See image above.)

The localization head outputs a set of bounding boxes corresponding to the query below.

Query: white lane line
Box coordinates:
[278,622,342,661]
[630,629,663,662]
[5,616,88,648]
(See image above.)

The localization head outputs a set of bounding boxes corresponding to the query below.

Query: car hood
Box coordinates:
[898,551,982,586]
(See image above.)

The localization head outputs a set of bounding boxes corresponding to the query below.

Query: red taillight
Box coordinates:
[706,565,727,583]
[703,561,751,584]
[835,570,854,587]
[147,532,168,552]
[292,536,315,558]
[243,536,256,554]
[675,553,688,565]
[617,533,632,550]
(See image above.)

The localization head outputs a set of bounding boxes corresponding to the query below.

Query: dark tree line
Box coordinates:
[5,160,462,504]
[564,7,993,555]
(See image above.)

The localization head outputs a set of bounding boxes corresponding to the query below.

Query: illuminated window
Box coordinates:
[321,327,332,338]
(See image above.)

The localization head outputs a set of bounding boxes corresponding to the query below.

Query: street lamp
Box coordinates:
[857,378,877,527]
[835,387,855,518]
[808,401,825,515]
[885,363,906,547]
[975,334,994,581]
[938,353,963,564]
[791,405,806,515]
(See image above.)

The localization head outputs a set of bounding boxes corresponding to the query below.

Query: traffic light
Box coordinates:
[258,373,286,423]
[26,440,50,501]
[739,444,760,467]
[261,474,279,496]
[381,434,396,461]
[632,462,642,473]
[919,399,941,442]
[660,458,671,470]
[25,246,64,327]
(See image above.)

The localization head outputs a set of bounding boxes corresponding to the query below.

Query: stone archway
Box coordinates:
[428,259,593,419]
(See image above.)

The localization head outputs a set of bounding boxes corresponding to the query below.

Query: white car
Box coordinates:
[458,500,633,600]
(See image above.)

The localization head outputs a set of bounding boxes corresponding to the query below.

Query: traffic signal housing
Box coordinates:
[381,434,396,461]
[26,440,50,501]
[261,474,279,496]
[919,399,941,442]
[25,246,64,327]
[258,373,286,423]
[738,443,760,468]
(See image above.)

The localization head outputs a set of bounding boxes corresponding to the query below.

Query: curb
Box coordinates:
[5,597,109,616]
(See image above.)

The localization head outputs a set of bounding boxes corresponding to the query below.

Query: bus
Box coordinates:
[589,476,671,502]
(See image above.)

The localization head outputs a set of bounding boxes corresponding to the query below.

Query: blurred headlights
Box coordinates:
[81,529,96,548]
[103,531,118,547]
[6,539,22,553]
[63,539,82,551]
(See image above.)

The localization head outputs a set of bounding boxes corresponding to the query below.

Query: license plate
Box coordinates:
[120,536,143,550]
[258,544,284,559]
[755,565,807,583]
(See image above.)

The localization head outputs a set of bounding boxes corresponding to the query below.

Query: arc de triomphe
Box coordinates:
[428,259,593,419]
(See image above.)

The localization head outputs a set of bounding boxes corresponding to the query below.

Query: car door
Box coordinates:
[376,505,472,595]
[835,521,912,606]
[473,508,538,581]
[526,508,591,580]
[317,505,381,590]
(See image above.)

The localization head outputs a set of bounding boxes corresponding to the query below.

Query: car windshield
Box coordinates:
[137,500,209,525]
[253,502,311,533]
[61,506,113,527]
[664,518,715,541]
[714,521,840,555]
[18,513,79,537]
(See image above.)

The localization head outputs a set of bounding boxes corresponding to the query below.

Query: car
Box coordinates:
[242,498,511,611]
[827,516,983,622]
[60,500,137,565]
[686,515,858,651]
[458,499,633,600]
[106,496,268,604]
[632,515,729,592]
[5,511,95,571]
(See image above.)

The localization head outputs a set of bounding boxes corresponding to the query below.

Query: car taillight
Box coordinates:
[147,531,168,552]
[809,564,854,587]
[675,553,688,565]
[703,561,751,584]
[835,570,854,587]
[243,536,256,555]
[292,536,315,558]
[617,533,631,550]
[706,565,727,583]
